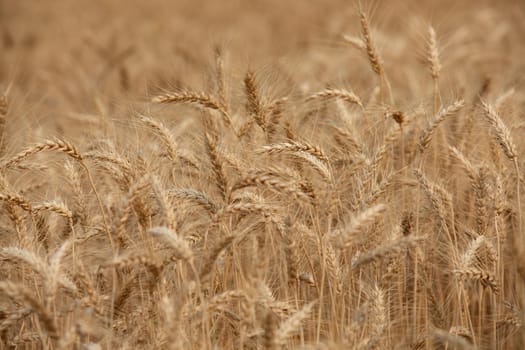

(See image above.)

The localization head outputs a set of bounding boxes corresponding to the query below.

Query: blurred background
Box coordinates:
[1,0,524,142]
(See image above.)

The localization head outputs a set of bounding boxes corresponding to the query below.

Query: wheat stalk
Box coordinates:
[427,25,441,112]
[306,88,364,110]
[419,99,465,153]
[0,281,59,340]
[274,301,316,346]
[152,91,232,127]
[481,99,522,240]
[138,114,179,162]
[1,139,82,169]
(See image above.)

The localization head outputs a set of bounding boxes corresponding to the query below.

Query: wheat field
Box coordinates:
[1,0,525,349]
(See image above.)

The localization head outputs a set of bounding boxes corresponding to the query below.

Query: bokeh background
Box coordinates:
[2,0,524,109]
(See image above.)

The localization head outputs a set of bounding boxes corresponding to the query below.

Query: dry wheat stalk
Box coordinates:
[9,332,42,347]
[33,200,73,219]
[152,90,232,127]
[413,169,455,240]
[216,145,246,178]
[1,141,110,244]
[358,10,394,104]
[473,166,489,234]
[452,267,500,294]
[1,247,48,277]
[337,203,386,248]
[459,235,486,269]
[205,132,229,201]
[149,226,193,262]
[213,202,276,223]
[258,141,332,184]
[258,140,329,163]
[366,285,387,349]
[106,253,159,272]
[432,328,476,350]
[306,88,364,109]
[480,99,517,161]
[351,235,425,269]
[331,125,364,156]
[245,70,265,131]
[496,309,522,341]
[73,264,102,313]
[359,11,382,77]
[0,307,32,333]
[232,170,313,202]
[0,192,32,212]
[199,235,235,279]
[426,26,441,81]
[427,25,441,112]
[0,281,59,340]
[419,99,465,153]
[47,239,74,305]
[364,172,409,206]
[266,97,288,142]
[64,161,87,225]
[284,233,300,282]
[0,89,8,154]
[449,146,477,182]
[342,34,366,50]
[85,151,135,187]
[263,311,277,350]
[214,46,228,111]
[151,176,177,229]
[323,237,343,294]
[480,98,522,244]
[114,175,151,247]
[292,151,333,183]
[138,114,179,162]
[169,188,218,215]
[425,281,446,329]
[274,301,316,346]
[0,91,8,116]
[1,246,77,300]
[255,281,296,319]
[160,294,183,349]
[192,290,247,316]
[1,139,82,169]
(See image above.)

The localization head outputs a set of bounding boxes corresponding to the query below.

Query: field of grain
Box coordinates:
[1,1,525,349]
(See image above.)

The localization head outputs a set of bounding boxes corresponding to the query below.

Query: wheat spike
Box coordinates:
[306,88,363,109]
[480,99,517,161]
[152,90,232,127]
[2,139,82,169]
[149,226,193,261]
[426,26,441,80]
[274,301,316,346]
[419,99,465,153]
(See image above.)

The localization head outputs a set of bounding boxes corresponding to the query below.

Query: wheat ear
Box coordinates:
[306,88,364,110]
[419,99,465,154]
[480,99,521,238]
[274,301,316,346]
[2,139,112,248]
[244,70,265,131]
[153,91,232,128]
[0,281,58,340]
[359,10,393,104]
[426,25,441,112]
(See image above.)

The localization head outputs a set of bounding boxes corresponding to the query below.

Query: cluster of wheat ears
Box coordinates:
[1,5,524,350]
